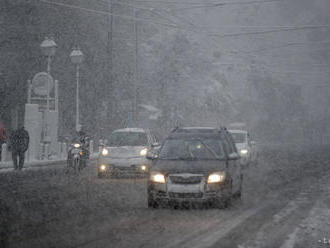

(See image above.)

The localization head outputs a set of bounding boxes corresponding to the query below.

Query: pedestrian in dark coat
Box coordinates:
[0,121,7,161]
[10,126,29,170]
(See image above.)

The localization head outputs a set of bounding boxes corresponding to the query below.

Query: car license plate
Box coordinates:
[72,148,80,154]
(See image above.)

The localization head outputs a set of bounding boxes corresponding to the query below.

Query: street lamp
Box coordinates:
[40,37,57,73]
[40,37,57,143]
[70,47,84,132]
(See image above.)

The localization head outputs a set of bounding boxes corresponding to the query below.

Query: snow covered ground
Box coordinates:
[0,153,99,172]
[0,145,329,248]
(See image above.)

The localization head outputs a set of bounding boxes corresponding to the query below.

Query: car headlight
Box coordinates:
[240,149,248,155]
[208,172,226,184]
[140,148,148,156]
[99,165,107,171]
[150,172,166,183]
[141,165,147,171]
[102,148,109,156]
[73,143,80,148]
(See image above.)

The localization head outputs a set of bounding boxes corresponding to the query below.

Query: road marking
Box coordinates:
[184,208,262,248]
[164,207,263,248]
[279,227,299,248]
[239,172,330,248]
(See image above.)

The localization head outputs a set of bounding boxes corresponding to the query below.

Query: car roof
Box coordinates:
[113,128,147,133]
[167,132,222,139]
[171,127,219,134]
[229,129,248,134]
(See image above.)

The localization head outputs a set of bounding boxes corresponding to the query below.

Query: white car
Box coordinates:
[229,130,257,165]
[97,128,159,178]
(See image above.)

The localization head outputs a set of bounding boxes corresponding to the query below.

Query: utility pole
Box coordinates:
[107,0,113,129]
[134,8,139,124]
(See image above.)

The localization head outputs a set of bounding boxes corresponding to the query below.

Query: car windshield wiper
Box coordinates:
[196,139,221,159]
[178,156,197,160]
[158,156,197,160]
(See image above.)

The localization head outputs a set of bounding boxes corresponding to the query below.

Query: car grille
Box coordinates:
[169,192,203,199]
[115,166,136,171]
[169,175,203,184]
[111,165,145,174]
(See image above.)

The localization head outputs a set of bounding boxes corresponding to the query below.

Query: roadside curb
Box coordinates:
[0,154,98,170]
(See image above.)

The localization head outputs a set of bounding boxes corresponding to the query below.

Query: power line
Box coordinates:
[232,67,330,78]
[225,41,330,55]
[129,0,280,6]
[170,0,281,11]
[39,0,330,39]
[178,24,330,30]
[97,0,180,25]
[117,0,330,30]
[215,62,330,67]
[209,26,330,38]
[39,0,178,28]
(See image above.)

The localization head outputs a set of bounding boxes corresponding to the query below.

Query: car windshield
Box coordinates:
[158,138,225,160]
[230,133,246,143]
[107,132,148,147]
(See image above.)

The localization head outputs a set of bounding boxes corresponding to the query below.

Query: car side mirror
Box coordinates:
[228,152,240,160]
[151,142,160,148]
[146,151,158,160]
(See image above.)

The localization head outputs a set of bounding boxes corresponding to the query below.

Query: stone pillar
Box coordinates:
[39,143,44,160]
[62,143,67,159]
[47,110,59,156]
[1,143,7,162]
[24,104,42,161]
[89,140,94,155]
[99,139,103,153]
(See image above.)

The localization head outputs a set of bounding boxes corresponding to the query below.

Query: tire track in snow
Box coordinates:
[163,205,265,248]
[233,173,329,248]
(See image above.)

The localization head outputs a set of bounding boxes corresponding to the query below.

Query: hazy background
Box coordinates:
[1,0,329,144]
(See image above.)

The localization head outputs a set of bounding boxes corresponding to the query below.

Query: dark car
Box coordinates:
[147,127,242,208]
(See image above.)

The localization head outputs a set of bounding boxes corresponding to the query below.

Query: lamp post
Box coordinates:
[40,37,57,143]
[70,47,84,132]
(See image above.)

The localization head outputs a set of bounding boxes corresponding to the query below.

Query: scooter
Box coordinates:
[67,142,86,173]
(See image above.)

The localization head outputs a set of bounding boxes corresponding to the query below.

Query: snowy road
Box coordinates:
[1,146,330,248]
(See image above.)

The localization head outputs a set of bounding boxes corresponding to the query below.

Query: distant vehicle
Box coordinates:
[228,122,247,130]
[147,127,242,209]
[67,140,88,173]
[229,129,257,165]
[97,128,160,178]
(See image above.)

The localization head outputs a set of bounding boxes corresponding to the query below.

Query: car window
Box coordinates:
[108,132,148,146]
[151,134,156,144]
[158,138,226,160]
[230,133,247,144]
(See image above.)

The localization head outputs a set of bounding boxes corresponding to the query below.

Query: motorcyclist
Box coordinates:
[67,126,90,169]
[77,126,90,160]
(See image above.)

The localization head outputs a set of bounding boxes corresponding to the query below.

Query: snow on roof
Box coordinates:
[113,128,146,133]
[229,129,248,134]
[181,127,216,130]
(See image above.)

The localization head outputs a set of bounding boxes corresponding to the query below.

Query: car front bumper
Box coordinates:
[148,181,231,203]
[98,157,150,176]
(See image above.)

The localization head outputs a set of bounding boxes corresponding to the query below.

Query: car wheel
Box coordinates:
[235,174,243,199]
[254,158,258,166]
[214,196,231,209]
[215,180,232,209]
[98,172,106,178]
[147,195,159,209]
